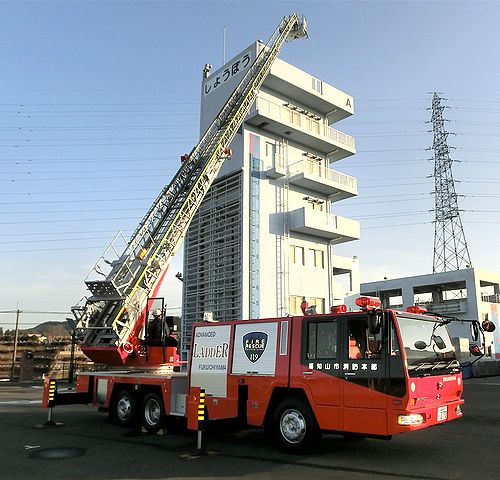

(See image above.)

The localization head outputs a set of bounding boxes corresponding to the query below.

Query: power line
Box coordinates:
[357,148,427,153]
[0,216,138,225]
[0,141,193,148]
[0,188,154,196]
[0,197,152,206]
[0,172,175,183]
[354,132,427,137]
[361,176,428,183]
[337,197,430,206]
[0,125,197,131]
[362,221,430,230]
[358,182,429,189]
[1,167,177,176]
[355,211,429,220]
[0,229,132,237]
[0,236,115,245]
[0,136,194,142]
[0,245,107,253]
[2,112,198,118]
[0,158,175,166]
[0,207,145,215]
[0,102,198,106]
[338,194,500,207]
[1,107,198,113]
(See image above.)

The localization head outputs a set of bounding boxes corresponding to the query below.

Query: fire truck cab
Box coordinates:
[187,298,465,451]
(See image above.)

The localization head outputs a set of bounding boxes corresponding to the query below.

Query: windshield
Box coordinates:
[396,314,459,375]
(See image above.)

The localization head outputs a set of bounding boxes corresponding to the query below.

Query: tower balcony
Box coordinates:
[246,98,356,161]
[289,207,360,244]
[288,159,358,200]
[416,299,468,315]
[265,57,354,123]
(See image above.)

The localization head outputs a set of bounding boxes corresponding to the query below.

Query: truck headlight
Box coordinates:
[398,414,425,426]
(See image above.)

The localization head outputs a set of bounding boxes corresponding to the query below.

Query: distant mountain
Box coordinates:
[26,321,70,338]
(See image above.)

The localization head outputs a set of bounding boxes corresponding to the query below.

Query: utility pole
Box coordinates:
[430,92,472,273]
[10,306,20,381]
[67,318,77,383]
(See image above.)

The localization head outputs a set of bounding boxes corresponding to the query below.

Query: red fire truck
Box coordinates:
[41,13,495,452]
[43,296,495,452]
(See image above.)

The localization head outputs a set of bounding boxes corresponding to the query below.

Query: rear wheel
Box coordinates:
[141,393,165,434]
[273,397,319,453]
[113,390,136,427]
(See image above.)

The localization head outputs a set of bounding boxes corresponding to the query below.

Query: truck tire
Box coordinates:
[141,393,165,434]
[113,390,136,427]
[273,397,320,453]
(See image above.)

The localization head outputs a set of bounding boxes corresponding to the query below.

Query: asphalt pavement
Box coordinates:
[0,377,499,480]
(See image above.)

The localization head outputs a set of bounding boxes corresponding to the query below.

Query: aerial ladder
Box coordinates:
[71,14,308,366]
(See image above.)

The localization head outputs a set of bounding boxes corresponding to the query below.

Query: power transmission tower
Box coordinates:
[430,92,472,273]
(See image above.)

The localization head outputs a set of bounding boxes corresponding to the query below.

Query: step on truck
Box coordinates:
[43,296,495,452]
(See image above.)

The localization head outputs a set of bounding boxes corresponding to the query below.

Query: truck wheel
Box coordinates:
[273,397,319,453]
[113,390,136,427]
[141,393,165,434]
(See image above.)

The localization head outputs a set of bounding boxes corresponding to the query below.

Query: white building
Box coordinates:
[361,268,500,372]
[181,41,360,357]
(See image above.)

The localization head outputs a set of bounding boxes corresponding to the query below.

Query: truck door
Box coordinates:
[340,314,389,435]
[292,316,342,431]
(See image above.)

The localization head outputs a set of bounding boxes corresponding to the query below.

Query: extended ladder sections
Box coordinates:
[73,14,308,351]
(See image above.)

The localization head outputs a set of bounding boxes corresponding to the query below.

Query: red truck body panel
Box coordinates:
[44,308,464,441]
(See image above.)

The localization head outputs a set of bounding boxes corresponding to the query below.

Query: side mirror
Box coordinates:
[305,305,317,315]
[469,344,483,357]
[432,335,446,350]
[414,340,427,350]
[368,310,382,334]
[471,322,479,341]
[482,320,496,333]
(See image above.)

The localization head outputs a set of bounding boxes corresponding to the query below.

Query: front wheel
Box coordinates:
[273,398,319,453]
[141,393,165,434]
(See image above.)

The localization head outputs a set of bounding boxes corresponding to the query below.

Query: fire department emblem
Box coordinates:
[243,332,268,363]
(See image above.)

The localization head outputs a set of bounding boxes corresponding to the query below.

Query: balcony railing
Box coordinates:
[289,159,357,192]
[250,97,356,154]
[415,299,468,314]
[481,293,500,304]
[289,207,360,243]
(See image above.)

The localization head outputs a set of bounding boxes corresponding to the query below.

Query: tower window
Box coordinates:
[309,248,324,268]
[290,245,305,265]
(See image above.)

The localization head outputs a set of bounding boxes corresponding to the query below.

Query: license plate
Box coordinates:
[437,406,447,422]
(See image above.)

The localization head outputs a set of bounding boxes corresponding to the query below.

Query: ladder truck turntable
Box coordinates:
[42,14,495,452]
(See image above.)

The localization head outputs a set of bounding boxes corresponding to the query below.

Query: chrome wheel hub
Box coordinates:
[280,408,306,444]
[117,397,131,421]
[144,399,161,426]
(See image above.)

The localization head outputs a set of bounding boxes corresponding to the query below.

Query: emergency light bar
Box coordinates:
[355,296,381,309]
[406,305,428,314]
[330,304,347,314]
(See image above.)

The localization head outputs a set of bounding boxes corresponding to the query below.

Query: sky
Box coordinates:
[1,0,500,330]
